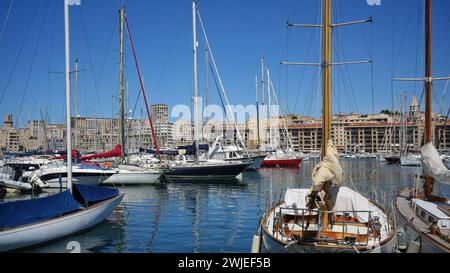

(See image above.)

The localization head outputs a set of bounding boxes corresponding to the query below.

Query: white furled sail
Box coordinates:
[421,143,450,185]
[309,141,343,191]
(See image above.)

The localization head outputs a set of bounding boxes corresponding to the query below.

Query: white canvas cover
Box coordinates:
[284,186,371,223]
[421,143,450,185]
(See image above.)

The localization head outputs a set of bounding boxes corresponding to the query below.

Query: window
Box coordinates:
[428,216,435,223]
[420,210,426,218]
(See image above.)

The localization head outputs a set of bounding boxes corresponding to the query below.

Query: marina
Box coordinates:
[0,0,449,255]
[0,159,435,253]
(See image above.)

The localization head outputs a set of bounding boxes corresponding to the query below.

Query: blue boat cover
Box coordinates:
[73,183,119,204]
[0,190,82,230]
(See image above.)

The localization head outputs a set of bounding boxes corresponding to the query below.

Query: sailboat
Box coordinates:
[162,1,249,181]
[0,0,124,252]
[393,0,450,253]
[260,64,303,169]
[102,7,161,185]
[254,0,396,253]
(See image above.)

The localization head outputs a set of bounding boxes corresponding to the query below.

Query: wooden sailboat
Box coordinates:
[393,0,450,253]
[0,0,124,252]
[255,0,397,253]
[162,1,249,181]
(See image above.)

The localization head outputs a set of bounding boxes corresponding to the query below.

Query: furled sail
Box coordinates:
[421,143,450,185]
[306,141,343,206]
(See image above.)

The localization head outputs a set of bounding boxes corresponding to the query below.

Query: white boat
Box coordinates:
[28,161,116,188]
[208,137,266,170]
[102,164,161,185]
[400,154,422,167]
[0,174,33,192]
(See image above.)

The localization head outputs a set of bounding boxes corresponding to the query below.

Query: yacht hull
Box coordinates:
[262,158,302,169]
[102,172,161,185]
[260,227,397,253]
[163,162,248,180]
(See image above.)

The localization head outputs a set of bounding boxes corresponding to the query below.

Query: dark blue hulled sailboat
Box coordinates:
[162,2,248,181]
[0,0,123,252]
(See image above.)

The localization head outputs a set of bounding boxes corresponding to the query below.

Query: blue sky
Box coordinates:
[0,0,449,126]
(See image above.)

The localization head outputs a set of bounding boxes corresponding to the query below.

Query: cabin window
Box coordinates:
[420,211,426,218]
[428,216,435,223]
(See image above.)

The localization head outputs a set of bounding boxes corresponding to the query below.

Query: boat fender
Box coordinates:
[396,227,407,252]
[406,241,421,253]
[251,235,261,253]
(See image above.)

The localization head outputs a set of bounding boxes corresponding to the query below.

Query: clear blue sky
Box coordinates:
[0,0,449,127]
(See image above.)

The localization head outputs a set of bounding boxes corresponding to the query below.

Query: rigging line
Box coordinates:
[293,1,321,114]
[47,0,57,123]
[413,0,423,96]
[79,6,104,117]
[332,23,357,113]
[0,1,41,106]
[196,9,249,155]
[96,18,118,96]
[124,87,142,146]
[16,0,50,127]
[392,1,415,76]
[0,0,14,41]
[155,6,190,94]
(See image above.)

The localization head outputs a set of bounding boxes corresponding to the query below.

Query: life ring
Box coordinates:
[103,162,112,169]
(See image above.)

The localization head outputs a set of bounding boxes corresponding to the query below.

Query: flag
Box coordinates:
[68,0,81,6]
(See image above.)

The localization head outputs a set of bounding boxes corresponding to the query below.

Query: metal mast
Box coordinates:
[119,7,126,163]
[192,1,200,164]
[64,0,72,191]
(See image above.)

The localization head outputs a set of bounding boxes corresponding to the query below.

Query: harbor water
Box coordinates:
[0,159,431,253]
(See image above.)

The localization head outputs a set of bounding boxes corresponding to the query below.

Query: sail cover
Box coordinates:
[73,183,119,205]
[0,191,82,230]
[421,143,450,185]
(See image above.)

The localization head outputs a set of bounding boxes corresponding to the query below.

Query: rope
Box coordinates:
[78,6,104,117]
[16,0,50,127]
[124,15,161,161]
[196,8,250,158]
[0,1,41,106]
[0,0,14,41]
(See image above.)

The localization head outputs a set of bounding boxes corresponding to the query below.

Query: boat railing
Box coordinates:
[276,206,376,246]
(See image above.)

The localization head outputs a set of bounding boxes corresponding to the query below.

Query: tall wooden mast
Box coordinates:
[424,0,433,199]
[321,0,332,159]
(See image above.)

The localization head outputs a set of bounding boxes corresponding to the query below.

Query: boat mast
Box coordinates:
[255,75,260,149]
[64,0,72,191]
[261,57,265,149]
[119,7,126,163]
[74,57,78,149]
[192,1,200,164]
[321,0,332,159]
[424,0,433,199]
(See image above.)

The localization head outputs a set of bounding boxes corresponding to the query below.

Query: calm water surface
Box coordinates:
[3,159,430,253]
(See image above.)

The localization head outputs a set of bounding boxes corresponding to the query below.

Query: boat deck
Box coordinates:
[396,191,450,249]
